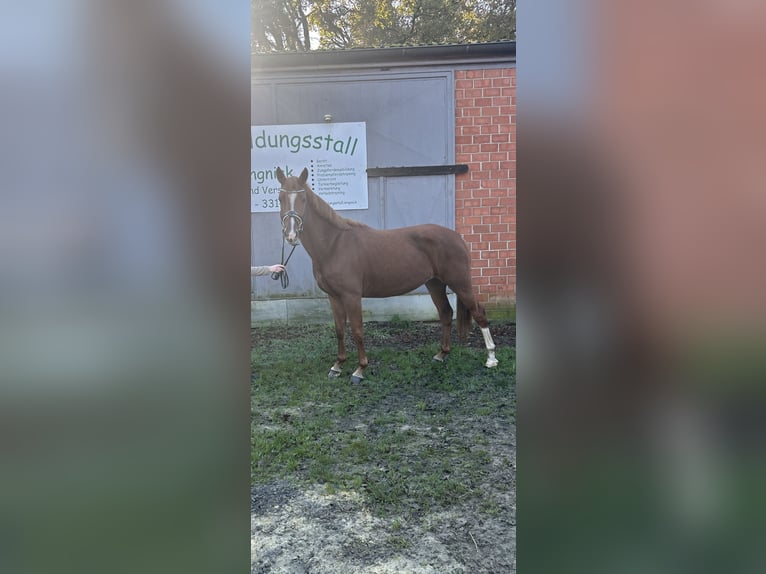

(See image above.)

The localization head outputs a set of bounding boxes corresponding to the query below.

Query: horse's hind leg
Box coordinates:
[452,285,499,368]
[426,278,453,362]
[345,297,368,384]
[328,295,348,378]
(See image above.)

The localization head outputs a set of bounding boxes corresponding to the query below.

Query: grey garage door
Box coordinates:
[251,70,455,300]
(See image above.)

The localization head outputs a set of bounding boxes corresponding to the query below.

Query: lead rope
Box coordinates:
[272,236,298,289]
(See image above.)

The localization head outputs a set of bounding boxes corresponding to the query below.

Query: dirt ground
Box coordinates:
[251,321,515,574]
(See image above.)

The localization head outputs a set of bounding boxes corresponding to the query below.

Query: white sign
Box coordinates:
[251,122,368,212]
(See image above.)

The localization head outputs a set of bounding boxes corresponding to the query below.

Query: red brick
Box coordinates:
[483,87,501,97]
[480,143,498,153]
[481,106,500,117]
[475,97,493,107]
[465,161,481,172]
[481,124,500,135]
[474,134,491,144]
[491,134,510,143]
[465,88,483,97]
[456,98,475,108]
[492,78,511,87]
[455,79,473,89]
[482,267,500,276]
[474,116,491,125]
[473,79,492,88]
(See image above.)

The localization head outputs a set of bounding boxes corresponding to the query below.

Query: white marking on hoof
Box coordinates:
[350,367,365,384]
[481,327,498,367]
[432,352,446,362]
[328,368,342,379]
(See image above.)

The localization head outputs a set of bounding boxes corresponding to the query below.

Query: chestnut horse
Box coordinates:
[276,167,498,383]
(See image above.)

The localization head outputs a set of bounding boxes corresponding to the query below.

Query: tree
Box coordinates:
[251,0,312,52]
[251,0,515,53]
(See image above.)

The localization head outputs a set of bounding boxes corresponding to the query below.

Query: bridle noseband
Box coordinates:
[279,188,306,239]
[281,210,304,235]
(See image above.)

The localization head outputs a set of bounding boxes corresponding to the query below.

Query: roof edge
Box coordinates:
[252,41,515,72]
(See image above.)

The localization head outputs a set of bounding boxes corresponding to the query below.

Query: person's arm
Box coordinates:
[251,264,285,276]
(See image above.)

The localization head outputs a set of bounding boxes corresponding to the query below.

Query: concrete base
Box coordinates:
[251,293,456,325]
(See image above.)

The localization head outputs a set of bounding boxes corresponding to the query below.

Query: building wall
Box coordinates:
[250,50,515,323]
[455,67,516,308]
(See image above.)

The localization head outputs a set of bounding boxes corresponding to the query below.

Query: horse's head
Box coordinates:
[276,167,309,245]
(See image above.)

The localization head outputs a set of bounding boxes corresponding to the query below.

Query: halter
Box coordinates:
[272,188,306,289]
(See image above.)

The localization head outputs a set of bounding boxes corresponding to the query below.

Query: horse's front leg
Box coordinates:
[346,297,367,384]
[328,295,348,378]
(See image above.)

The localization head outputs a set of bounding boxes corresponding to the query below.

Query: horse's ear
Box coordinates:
[276,167,285,184]
[299,168,309,184]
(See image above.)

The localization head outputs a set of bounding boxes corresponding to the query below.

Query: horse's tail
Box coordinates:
[457,297,472,344]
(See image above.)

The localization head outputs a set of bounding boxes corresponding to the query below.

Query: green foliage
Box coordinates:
[252,0,515,52]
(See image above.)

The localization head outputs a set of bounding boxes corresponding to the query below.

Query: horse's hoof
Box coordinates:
[328,369,341,379]
[350,375,364,385]
[485,358,499,368]
[432,353,445,362]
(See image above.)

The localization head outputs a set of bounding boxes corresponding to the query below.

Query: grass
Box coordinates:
[251,320,515,517]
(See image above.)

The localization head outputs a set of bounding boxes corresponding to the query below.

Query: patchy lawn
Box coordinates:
[251,320,515,573]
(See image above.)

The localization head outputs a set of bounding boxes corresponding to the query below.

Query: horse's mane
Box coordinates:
[304,183,370,230]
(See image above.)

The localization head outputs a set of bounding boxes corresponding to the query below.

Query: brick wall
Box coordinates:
[455,68,516,308]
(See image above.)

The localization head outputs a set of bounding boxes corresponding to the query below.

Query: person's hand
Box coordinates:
[269,264,285,273]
